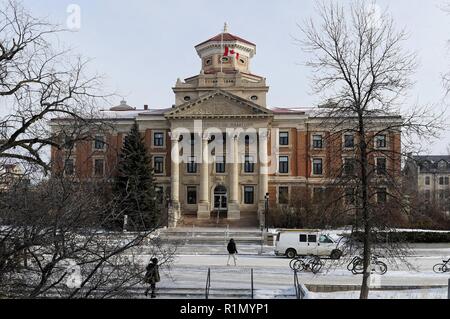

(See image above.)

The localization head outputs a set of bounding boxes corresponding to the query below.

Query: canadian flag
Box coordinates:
[224,46,239,60]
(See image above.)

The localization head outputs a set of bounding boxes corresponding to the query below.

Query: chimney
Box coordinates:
[144,104,149,111]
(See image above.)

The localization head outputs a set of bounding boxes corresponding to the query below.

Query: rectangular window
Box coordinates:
[425,190,431,200]
[64,159,75,176]
[278,187,289,204]
[376,135,387,148]
[279,156,289,174]
[244,186,255,204]
[187,186,197,205]
[153,157,164,174]
[154,132,164,147]
[187,156,197,174]
[216,156,225,173]
[312,158,323,175]
[376,158,387,175]
[94,135,106,150]
[299,234,307,242]
[439,177,444,185]
[312,135,323,149]
[308,235,317,243]
[244,155,255,173]
[439,190,445,200]
[445,177,450,185]
[345,188,355,205]
[313,187,325,201]
[343,158,355,176]
[279,132,289,146]
[94,159,104,177]
[377,188,387,203]
[155,186,164,202]
[344,134,355,148]
[64,136,75,150]
[425,176,431,185]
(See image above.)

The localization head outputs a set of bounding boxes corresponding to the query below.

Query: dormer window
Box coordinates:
[438,161,447,170]
[250,95,258,101]
[239,58,245,64]
[183,96,191,102]
[205,59,212,66]
[221,57,230,63]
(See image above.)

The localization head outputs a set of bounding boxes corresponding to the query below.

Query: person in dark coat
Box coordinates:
[227,239,238,266]
[144,257,160,298]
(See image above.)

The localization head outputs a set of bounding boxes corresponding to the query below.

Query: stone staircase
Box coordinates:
[11,286,297,299]
[178,212,260,228]
[158,224,275,255]
[149,287,296,299]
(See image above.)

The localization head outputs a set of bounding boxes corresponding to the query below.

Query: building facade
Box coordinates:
[51,29,402,228]
[404,155,450,215]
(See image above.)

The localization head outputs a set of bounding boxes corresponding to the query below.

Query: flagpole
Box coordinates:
[220,23,226,73]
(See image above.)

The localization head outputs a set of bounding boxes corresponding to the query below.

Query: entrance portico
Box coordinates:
[165,91,272,226]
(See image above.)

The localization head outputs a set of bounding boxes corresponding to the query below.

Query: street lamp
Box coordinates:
[264,192,270,231]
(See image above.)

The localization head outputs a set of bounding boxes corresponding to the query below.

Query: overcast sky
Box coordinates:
[19,0,450,154]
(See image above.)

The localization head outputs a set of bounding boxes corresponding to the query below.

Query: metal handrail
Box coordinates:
[205,268,211,299]
[294,269,305,299]
[251,268,254,299]
[294,269,299,299]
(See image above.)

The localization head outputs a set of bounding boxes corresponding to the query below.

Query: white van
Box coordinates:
[274,229,342,259]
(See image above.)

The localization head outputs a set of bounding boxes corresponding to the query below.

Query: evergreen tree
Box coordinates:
[113,122,159,231]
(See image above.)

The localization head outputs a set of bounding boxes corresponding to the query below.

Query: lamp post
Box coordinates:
[123,215,128,233]
[165,194,171,228]
[264,192,269,231]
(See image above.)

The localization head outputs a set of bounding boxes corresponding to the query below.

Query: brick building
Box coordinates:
[51,29,402,228]
[404,155,450,215]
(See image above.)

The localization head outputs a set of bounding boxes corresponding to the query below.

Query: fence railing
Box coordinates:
[251,268,254,299]
[294,269,308,299]
[205,268,211,299]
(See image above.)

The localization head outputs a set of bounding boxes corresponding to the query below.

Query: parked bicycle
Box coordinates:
[290,255,324,274]
[347,254,387,275]
[433,258,450,273]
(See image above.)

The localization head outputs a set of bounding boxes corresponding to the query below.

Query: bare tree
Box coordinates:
[444,2,450,96]
[299,0,443,298]
[0,0,108,172]
[0,1,176,299]
[0,176,175,299]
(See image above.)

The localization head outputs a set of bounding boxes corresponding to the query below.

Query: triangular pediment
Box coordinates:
[165,90,273,119]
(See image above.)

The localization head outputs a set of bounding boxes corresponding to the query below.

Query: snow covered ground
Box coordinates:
[308,288,448,299]
[149,244,450,299]
[109,227,450,298]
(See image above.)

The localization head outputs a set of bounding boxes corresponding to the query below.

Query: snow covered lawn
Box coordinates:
[308,288,448,299]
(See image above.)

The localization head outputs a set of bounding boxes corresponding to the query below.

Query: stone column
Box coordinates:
[228,134,240,220]
[197,133,211,219]
[169,133,180,228]
[258,130,270,227]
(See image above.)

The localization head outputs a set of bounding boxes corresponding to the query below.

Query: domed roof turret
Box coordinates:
[194,24,256,75]
[110,100,135,111]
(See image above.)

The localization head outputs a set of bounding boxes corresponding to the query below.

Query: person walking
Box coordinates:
[144,257,160,298]
[227,239,238,266]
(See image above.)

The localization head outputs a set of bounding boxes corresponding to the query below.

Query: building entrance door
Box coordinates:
[213,185,228,212]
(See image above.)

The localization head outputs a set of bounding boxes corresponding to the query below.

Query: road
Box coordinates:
[157,244,450,292]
